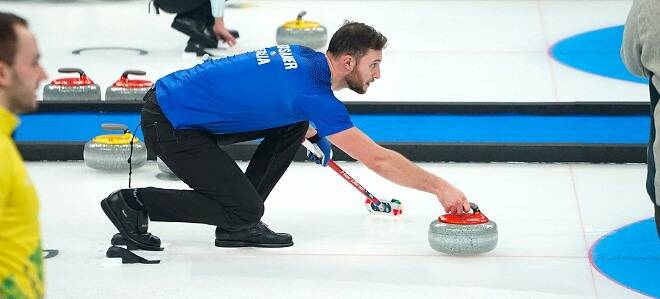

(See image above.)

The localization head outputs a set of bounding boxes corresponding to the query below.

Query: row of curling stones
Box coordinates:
[43,68,152,101]
[84,123,147,171]
[428,203,498,255]
[276,11,327,50]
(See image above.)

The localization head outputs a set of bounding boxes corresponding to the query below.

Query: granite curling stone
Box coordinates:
[84,123,147,171]
[428,203,497,255]
[43,68,101,101]
[105,70,153,101]
[276,11,327,50]
[156,157,179,180]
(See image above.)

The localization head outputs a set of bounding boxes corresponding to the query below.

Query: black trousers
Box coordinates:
[139,89,308,228]
[155,0,214,25]
[645,75,660,238]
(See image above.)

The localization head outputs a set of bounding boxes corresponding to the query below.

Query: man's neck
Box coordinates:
[0,92,12,114]
[325,53,346,91]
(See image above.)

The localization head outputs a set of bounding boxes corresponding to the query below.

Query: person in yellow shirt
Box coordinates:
[0,12,48,299]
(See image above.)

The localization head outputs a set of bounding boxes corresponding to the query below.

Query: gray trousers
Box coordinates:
[645,75,660,238]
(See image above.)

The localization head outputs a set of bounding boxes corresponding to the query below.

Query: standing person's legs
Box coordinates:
[155,0,218,50]
[648,75,660,238]
[176,0,214,26]
[153,0,208,15]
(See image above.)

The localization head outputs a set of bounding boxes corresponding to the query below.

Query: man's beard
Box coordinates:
[346,68,366,94]
[8,71,38,114]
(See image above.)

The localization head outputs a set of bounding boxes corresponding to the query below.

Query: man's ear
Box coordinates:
[340,54,355,72]
[0,61,10,87]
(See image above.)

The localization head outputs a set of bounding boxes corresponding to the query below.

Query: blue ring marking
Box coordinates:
[14,112,649,144]
[550,25,646,84]
[590,218,660,298]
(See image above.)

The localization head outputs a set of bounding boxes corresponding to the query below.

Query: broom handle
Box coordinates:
[327,160,382,205]
[302,140,382,205]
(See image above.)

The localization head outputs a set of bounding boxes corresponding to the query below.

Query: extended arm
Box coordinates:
[328,127,470,214]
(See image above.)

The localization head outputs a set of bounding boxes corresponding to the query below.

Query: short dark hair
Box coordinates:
[0,12,28,66]
[327,21,387,60]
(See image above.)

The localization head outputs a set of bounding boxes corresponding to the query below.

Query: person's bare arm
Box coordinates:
[210,0,236,46]
[328,127,470,214]
[213,17,236,46]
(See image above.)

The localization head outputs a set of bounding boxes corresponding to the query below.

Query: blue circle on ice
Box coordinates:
[550,25,646,84]
[589,218,660,298]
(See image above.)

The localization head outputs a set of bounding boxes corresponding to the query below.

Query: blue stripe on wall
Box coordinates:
[14,112,649,144]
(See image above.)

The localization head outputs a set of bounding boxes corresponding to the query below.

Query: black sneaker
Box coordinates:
[100,190,162,251]
[113,203,161,249]
[184,39,214,57]
[215,222,293,248]
[171,16,218,48]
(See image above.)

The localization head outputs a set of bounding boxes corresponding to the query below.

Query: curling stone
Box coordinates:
[84,123,147,171]
[156,156,179,179]
[105,70,153,101]
[276,11,327,50]
[428,203,497,255]
[156,157,174,175]
[43,68,101,101]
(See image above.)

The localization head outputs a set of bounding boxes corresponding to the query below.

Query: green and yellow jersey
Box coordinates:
[0,106,43,299]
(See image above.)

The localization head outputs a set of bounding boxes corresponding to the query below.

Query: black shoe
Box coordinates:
[185,39,214,57]
[215,222,293,248]
[184,35,240,57]
[171,16,218,48]
[100,190,162,251]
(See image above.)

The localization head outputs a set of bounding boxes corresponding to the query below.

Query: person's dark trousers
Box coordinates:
[154,0,213,25]
[154,0,217,49]
[139,88,308,229]
[645,74,660,238]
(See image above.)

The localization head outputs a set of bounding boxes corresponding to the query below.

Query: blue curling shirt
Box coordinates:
[154,45,353,137]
